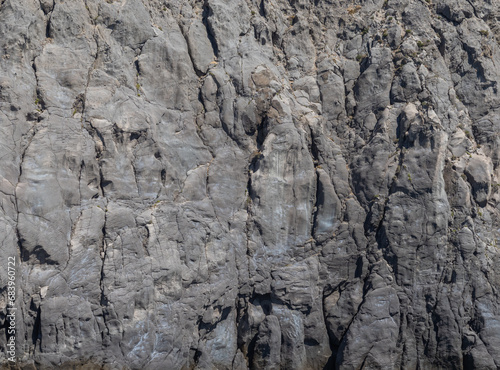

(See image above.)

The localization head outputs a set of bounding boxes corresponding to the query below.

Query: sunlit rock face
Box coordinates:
[1,0,500,368]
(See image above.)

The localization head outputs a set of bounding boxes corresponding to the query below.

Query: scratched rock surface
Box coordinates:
[1,0,500,369]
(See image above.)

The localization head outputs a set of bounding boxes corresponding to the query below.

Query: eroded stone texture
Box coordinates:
[1,0,500,369]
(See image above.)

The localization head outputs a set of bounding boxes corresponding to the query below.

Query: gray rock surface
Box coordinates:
[1,0,500,369]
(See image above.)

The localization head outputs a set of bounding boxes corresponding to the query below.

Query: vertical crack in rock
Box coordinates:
[202,0,219,58]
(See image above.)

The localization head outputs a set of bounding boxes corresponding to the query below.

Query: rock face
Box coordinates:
[1,0,500,369]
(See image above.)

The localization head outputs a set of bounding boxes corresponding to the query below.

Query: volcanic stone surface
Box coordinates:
[1,0,500,369]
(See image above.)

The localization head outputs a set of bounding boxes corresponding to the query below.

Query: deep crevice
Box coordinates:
[31,306,42,347]
[259,0,266,17]
[99,226,108,307]
[202,1,219,58]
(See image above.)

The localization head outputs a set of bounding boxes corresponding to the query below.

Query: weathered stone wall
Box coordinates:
[1,0,500,368]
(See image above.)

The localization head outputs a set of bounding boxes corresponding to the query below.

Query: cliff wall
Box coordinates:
[1,0,500,368]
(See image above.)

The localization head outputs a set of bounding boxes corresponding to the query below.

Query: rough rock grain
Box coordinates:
[1,0,500,369]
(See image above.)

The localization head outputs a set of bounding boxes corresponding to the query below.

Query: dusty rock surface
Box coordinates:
[1,0,500,369]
